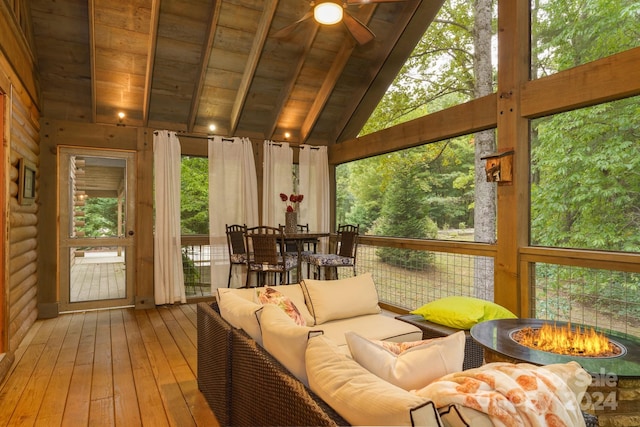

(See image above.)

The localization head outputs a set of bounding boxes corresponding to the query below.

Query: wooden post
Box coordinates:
[494,1,530,316]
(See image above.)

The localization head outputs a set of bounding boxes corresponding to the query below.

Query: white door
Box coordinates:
[59,147,136,312]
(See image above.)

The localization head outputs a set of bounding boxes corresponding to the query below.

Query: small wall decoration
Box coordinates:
[481,150,514,183]
[18,157,37,205]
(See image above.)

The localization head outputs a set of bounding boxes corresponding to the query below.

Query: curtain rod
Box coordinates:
[271,143,320,150]
[154,131,321,149]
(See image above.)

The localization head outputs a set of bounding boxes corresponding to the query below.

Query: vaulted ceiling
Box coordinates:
[29,0,443,145]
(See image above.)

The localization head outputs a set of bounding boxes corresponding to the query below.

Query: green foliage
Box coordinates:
[181,156,209,234]
[338,137,475,238]
[360,0,477,136]
[371,151,438,269]
[79,198,119,237]
[532,0,639,77]
[531,95,640,253]
[182,249,201,286]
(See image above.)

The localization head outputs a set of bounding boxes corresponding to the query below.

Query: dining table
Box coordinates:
[282,231,330,281]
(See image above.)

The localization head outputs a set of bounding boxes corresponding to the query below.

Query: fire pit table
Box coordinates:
[471,318,640,426]
[470,318,640,375]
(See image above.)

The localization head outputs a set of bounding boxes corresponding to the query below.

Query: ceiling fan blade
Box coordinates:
[273,11,313,39]
[342,12,375,45]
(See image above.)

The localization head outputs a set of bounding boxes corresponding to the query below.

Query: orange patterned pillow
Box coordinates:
[258,287,306,326]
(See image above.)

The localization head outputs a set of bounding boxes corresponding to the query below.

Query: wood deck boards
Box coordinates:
[70,256,126,302]
[0,304,220,427]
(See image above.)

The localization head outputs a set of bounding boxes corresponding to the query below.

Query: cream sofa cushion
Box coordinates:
[301,272,380,325]
[345,331,466,391]
[216,291,263,345]
[306,335,442,426]
[217,286,257,301]
[318,314,422,346]
[259,304,322,386]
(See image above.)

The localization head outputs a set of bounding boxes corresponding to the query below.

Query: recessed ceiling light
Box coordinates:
[209,124,217,131]
[118,112,125,119]
[284,132,291,139]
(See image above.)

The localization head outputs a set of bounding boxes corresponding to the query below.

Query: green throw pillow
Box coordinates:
[411,296,517,329]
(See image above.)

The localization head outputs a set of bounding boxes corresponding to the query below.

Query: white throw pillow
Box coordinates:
[305,335,442,426]
[345,330,466,390]
[216,290,263,345]
[301,272,380,324]
[259,304,322,386]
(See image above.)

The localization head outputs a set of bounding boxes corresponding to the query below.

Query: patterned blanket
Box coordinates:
[415,361,590,427]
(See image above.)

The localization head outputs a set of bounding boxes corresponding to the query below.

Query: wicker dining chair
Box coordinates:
[303,224,359,279]
[245,225,297,286]
[225,224,248,288]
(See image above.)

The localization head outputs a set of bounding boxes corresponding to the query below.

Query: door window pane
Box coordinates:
[69,247,126,302]
[69,156,127,238]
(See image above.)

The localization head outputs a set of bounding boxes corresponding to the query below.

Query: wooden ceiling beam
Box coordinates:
[187,0,222,133]
[329,94,497,164]
[299,6,376,143]
[264,24,319,140]
[142,0,161,127]
[229,0,279,136]
[521,47,640,119]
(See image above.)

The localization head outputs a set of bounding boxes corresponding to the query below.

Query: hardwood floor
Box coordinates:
[0,304,220,427]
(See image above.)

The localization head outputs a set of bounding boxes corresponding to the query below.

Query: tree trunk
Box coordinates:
[473,0,496,300]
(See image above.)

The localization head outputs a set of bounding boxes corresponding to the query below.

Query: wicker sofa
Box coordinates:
[197,274,597,426]
[197,272,444,426]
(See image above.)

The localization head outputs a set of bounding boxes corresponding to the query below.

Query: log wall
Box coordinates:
[0,0,40,381]
[7,73,40,353]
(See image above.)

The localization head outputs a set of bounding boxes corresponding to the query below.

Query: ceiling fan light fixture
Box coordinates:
[314,1,343,25]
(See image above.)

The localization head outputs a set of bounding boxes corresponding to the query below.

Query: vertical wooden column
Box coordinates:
[1,92,6,353]
[494,1,530,316]
[135,128,154,308]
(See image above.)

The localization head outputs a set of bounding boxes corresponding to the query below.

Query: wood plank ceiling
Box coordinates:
[29,0,443,145]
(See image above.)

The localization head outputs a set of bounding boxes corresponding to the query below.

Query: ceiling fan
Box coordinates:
[274,0,407,46]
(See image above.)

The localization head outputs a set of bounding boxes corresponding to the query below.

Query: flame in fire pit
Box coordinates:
[512,322,623,357]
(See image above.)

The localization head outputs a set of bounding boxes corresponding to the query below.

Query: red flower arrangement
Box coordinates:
[280,193,304,212]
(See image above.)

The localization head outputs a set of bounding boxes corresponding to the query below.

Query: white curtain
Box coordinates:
[209,136,259,289]
[299,145,331,250]
[153,130,186,304]
[262,140,293,227]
